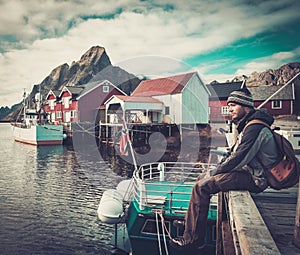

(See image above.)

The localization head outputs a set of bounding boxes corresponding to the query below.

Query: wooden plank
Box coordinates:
[251,185,300,255]
[228,191,281,255]
[222,220,237,255]
[216,192,224,255]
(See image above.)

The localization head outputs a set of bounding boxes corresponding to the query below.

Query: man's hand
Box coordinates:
[209,168,219,176]
[196,172,207,182]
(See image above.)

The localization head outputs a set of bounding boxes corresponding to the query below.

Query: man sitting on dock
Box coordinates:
[170,87,279,252]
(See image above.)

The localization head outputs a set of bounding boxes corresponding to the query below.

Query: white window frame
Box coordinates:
[49,99,55,110]
[272,100,282,109]
[56,111,62,119]
[63,97,70,109]
[71,110,76,118]
[221,106,230,115]
[103,85,109,93]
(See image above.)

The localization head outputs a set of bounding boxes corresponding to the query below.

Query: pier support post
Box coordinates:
[294,179,300,248]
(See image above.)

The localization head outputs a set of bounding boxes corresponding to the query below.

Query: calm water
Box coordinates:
[0,123,132,255]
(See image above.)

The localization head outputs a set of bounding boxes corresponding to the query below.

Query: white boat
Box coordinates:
[11,91,64,146]
[11,122,64,146]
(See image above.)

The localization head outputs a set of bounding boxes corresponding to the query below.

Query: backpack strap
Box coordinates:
[243,119,279,170]
[243,119,271,131]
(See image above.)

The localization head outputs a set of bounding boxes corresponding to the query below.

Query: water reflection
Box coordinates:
[0,122,213,255]
[0,124,125,255]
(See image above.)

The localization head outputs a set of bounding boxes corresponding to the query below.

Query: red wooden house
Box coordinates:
[207,81,242,123]
[207,81,295,123]
[248,85,295,116]
[44,89,60,123]
[44,80,126,124]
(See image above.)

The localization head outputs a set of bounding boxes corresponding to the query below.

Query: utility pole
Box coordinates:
[295,184,300,248]
[293,73,300,248]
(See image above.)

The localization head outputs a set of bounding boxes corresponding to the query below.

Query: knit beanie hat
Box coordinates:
[227,87,254,108]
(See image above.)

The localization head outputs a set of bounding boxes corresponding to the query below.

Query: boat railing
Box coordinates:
[11,122,29,128]
[129,162,217,214]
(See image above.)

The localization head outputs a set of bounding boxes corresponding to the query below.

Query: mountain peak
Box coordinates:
[79,46,107,64]
[246,62,300,86]
[65,46,111,87]
[3,45,139,121]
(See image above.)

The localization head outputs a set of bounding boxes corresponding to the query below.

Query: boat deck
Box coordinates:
[252,186,300,255]
[130,162,218,218]
[134,181,217,220]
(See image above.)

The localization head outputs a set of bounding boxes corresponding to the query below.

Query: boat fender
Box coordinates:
[157,163,165,181]
[116,179,133,202]
[97,189,124,224]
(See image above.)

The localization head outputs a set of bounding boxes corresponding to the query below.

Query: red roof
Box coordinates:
[132,72,196,96]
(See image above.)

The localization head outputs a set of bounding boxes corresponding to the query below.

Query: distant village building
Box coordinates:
[248,85,295,116]
[105,72,210,125]
[207,81,296,123]
[43,74,297,128]
[44,80,125,124]
[207,81,243,122]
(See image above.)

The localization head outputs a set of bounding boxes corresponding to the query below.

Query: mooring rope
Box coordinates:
[160,212,169,255]
[157,211,173,240]
[155,211,163,255]
[154,210,173,255]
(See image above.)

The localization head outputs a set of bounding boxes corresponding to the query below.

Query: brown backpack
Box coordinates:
[244,120,300,190]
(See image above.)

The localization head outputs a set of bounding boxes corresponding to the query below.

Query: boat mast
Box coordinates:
[23,88,26,121]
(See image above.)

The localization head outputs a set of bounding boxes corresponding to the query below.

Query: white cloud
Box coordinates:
[200,46,300,83]
[235,48,299,77]
[0,0,299,107]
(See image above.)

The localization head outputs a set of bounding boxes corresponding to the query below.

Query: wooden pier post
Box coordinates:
[294,183,300,248]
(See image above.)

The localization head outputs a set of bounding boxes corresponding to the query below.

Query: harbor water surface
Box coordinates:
[0,123,131,255]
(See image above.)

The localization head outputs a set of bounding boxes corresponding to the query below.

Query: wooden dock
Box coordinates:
[217,185,300,255]
[252,186,299,255]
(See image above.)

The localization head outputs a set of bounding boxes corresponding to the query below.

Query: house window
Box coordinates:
[272,100,282,109]
[71,110,76,118]
[103,86,109,93]
[49,100,55,110]
[165,106,170,115]
[62,97,70,108]
[56,111,62,119]
[221,106,230,115]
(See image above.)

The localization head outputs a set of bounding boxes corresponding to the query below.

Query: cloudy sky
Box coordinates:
[1,0,300,107]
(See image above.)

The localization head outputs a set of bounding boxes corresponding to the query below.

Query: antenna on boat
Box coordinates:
[23,88,27,121]
[257,72,300,109]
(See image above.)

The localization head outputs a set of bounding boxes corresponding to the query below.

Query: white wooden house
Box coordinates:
[105,72,210,125]
[104,95,163,124]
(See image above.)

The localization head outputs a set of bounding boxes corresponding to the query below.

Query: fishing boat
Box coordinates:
[11,90,64,146]
[97,161,217,255]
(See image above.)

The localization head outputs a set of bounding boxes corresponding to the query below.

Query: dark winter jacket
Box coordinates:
[214,109,279,190]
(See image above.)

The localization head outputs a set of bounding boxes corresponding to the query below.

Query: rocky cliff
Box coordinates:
[3,46,141,121]
[240,62,300,86]
[37,45,140,99]
[230,62,300,114]
[40,46,112,91]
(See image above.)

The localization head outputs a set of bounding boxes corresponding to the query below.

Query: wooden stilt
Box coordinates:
[294,181,300,248]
